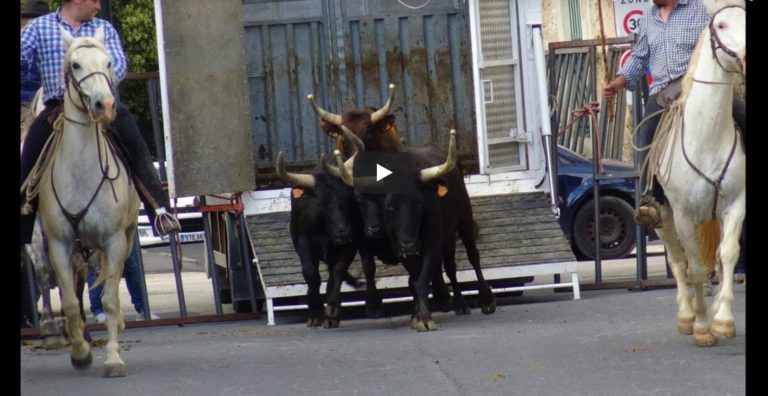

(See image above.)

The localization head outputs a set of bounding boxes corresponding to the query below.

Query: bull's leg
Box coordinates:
[297,238,324,327]
[430,267,452,314]
[324,247,357,328]
[408,254,439,332]
[711,201,745,339]
[359,248,383,318]
[438,238,462,314]
[47,240,92,369]
[457,220,496,314]
[102,236,132,377]
[656,205,696,336]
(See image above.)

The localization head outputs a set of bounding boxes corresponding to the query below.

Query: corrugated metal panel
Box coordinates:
[243,0,475,176]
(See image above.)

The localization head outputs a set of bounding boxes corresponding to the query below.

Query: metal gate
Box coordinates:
[242,0,476,177]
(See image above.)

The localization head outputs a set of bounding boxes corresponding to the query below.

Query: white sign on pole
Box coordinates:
[613,0,653,36]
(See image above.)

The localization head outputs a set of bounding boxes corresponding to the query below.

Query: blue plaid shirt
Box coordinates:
[619,0,709,95]
[20,9,127,104]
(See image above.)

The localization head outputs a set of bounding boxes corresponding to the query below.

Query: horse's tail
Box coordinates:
[89,250,109,291]
[697,219,721,271]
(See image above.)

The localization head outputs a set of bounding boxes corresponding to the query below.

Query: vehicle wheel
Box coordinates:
[572,197,636,260]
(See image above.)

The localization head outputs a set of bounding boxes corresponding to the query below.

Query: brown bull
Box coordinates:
[307,84,401,155]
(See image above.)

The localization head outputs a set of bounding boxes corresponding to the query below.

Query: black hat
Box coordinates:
[21,1,50,18]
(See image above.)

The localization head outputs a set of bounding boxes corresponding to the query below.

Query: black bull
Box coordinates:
[329,129,496,331]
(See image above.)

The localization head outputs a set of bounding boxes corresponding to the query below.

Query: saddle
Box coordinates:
[655,77,683,108]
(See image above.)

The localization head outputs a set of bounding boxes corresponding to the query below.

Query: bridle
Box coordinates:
[708,5,745,74]
[64,43,116,124]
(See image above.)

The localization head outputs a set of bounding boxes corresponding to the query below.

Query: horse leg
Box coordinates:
[48,240,92,369]
[100,240,130,377]
[710,203,745,339]
[73,255,93,343]
[671,212,717,347]
[655,206,695,335]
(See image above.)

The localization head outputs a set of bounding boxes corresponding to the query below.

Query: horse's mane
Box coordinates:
[678,28,710,104]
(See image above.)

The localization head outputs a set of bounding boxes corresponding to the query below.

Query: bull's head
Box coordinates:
[307,84,401,154]
[384,130,456,256]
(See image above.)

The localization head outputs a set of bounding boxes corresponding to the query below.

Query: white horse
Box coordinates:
[650,1,745,347]
[29,27,140,376]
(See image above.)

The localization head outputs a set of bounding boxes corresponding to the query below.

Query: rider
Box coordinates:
[602,0,746,228]
[20,0,180,246]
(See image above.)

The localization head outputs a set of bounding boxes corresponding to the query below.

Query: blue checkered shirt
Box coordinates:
[619,0,709,95]
[20,10,127,104]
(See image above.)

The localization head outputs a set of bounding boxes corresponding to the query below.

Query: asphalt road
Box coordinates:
[20,283,746,395]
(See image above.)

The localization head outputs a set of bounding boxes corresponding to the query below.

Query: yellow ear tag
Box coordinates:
[437,184,449,197]
[292,188,305,199]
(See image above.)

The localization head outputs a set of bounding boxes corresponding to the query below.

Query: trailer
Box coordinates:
[154,0,580,321]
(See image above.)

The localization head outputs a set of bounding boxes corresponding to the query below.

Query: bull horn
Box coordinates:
[420,129,457,182]
[370,83,396,124]
[275,151,316,189]
[307,93,342,126]
[329,150,355,187]
[340,125,366,153]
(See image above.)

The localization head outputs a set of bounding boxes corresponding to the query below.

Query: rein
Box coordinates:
[679,114,738,220]
[709,5,744,74]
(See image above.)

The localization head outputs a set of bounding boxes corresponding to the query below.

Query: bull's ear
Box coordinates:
[380,115,396,133]
[437,182,449,198]
[292,188,305,199]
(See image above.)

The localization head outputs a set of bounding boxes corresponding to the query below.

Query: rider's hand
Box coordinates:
[602,75,626,99]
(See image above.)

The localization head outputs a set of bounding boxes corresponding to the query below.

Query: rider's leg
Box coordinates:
[111,104,180,235]
[733,97,745,141]
[635,94,665,228]
[20,101,62,244]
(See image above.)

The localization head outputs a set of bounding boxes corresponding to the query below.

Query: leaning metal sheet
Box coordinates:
[155,0,255,197]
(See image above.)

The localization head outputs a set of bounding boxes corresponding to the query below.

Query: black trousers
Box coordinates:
[20,101,169,244]
[636,94,746,204]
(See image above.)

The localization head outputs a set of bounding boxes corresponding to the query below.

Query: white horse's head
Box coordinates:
[60,26,116,124]
[704,0,746,75]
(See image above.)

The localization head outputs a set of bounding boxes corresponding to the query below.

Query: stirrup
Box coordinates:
[154,207,181,236]
[635,196,663,229]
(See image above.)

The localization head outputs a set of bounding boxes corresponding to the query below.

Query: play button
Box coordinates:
[376,164,393,182]
[353,151,414,194]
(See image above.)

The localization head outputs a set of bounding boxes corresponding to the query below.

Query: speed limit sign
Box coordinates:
[613,0,652,37]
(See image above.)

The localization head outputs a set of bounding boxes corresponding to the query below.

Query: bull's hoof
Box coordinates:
[323,306,341,328]
[693,326,717,347]
[410,315,438,332]
[454,301,471,316]
[676,316,694,335]
[70,351,93,370]
[711,319,736,339]
[42,335,66,350]
[307,316,325,328]
[480,290,496,314]
[103,362,127,378]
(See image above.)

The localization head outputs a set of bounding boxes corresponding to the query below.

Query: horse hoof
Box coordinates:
[676,316,694,335]
[693,327,717,347]
[711,319,736,338]
[42,336,66,350]
[103,363,127,378]
[71,351,93,369]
